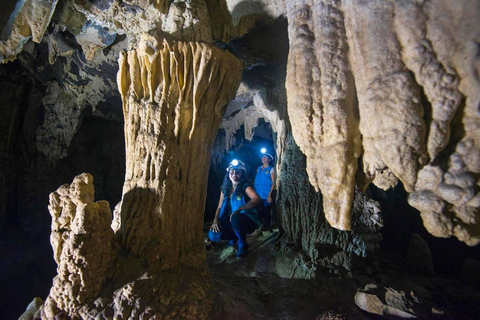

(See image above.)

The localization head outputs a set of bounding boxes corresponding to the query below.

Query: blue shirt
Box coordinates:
[219,182,260,226]
[254,165,274,199]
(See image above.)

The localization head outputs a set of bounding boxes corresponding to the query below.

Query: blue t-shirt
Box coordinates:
[219,182,260,226]
[254,166,274,199]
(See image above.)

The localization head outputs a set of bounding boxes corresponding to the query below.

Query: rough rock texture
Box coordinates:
[284,0,480,245]
[19,297,44,320]
[117,34,242,267]
[206,0,286,44]
[18,25,128,161]
[404,1,480,246]
[112,34,243,317]
[286,0,362,231]
[43,173,117,318]
[220,88,287,168]
[0,0,59,63]
[277,134,383,277]
[355,283,449,318]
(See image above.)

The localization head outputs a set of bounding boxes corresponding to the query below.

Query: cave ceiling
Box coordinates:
[1,0,480,246]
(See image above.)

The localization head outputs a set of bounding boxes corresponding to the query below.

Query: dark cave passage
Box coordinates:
[205,120,275,223]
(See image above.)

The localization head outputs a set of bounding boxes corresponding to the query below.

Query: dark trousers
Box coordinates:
[208,213,257,247]
[257,199,272,227]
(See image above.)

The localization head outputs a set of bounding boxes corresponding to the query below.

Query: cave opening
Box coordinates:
[205,119,275,223]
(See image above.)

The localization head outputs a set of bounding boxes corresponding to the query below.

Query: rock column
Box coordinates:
[117,35,242,270]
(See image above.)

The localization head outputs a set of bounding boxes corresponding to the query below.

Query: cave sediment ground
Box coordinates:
[206,227,480,320]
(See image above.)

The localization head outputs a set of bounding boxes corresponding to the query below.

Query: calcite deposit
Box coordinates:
[117,34,242,268]
[1,0,480,317]
[0,0,59,63]
[286,0,362,230]
[43,173,117,318]
[284,0,480,244]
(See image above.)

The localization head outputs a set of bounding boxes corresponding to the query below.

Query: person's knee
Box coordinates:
[208,230,222,242]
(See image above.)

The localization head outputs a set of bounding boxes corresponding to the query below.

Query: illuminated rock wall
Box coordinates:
[285,0,480,245]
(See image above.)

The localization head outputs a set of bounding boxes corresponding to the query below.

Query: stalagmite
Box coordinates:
[43,173,117,318]
[286,0,361,230]
[40,33,242,318]
[117,34,242,269]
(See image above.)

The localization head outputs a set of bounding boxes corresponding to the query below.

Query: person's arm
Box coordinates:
[230,186,261,221]
[210,191,224,232]
[267,169,275,203]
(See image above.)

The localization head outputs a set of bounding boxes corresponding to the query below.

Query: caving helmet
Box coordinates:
[259,148,274,161]
[226,159,247,172]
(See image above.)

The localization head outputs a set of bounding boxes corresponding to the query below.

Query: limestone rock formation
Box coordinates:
[355,283,449,318]
[43,173,117,318]
[0,0,59,63]
[117,34,243,268]
[277,134,383,277]
[286,0,362,231]
[284,0,480,245]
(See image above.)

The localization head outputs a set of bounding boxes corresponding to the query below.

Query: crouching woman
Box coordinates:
[209,159,261,257]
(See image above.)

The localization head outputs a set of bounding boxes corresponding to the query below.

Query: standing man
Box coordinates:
[254,149,275,229]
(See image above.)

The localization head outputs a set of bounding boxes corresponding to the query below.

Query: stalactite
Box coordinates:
[343,0,427,193]
[286,0,361,230]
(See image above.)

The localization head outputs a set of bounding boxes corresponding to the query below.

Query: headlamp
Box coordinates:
[260,148,267,154]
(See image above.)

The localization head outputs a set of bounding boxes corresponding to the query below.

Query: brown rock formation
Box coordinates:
[117,34,242,268]
[0,0,59,63]
[43,173,117,317]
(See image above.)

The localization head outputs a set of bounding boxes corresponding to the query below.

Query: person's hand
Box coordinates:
[267,196,272,203]
[210,218,220,232]
[230,210,239,222]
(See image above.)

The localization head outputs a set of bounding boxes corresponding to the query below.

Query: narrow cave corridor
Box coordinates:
[0,1,480,319]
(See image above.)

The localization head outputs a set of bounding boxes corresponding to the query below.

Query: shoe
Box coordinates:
[226,239,237,248]
[236,243,248,257]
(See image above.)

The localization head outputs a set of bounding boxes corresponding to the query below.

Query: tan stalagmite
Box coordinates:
[117,34,242,268]
[286,0,361,230]
[41,34,242,318]
[42,173,117,318]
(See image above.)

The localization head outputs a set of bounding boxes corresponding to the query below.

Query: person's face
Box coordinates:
[261,155,270,164]
[229,169,242,182]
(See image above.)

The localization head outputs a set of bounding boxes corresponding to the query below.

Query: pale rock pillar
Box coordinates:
[116,34,243,270]
[286,0,361,230]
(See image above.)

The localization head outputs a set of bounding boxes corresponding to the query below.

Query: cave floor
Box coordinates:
[205,228,480,320]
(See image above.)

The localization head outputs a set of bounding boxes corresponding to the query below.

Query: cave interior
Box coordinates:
[1,0,480,319]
